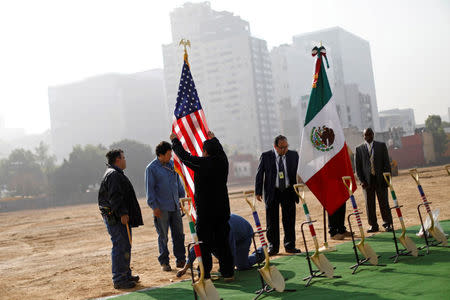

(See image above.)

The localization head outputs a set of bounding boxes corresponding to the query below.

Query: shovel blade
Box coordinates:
[429,226,448,246]
[258,265,285,292]
[311,252,334,278]
[193,279,220,300]
[357,242,378,265]
[399,235,418,257]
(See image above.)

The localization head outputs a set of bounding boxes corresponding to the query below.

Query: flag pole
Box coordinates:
[319,208,337,253]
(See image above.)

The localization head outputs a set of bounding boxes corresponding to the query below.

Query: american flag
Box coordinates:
[172,54,209,218]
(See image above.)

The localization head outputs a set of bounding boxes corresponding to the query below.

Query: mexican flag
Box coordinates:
[297,46,356,215]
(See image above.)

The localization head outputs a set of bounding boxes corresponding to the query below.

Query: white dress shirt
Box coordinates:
[274,149,289,188]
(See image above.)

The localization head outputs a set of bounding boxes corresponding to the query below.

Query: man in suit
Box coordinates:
[255,135,301,256]
[170,131,234,282]
[355,128,393,232]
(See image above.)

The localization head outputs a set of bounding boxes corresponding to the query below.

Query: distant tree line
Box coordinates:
[0,140,155,199]
[425,115,449,162]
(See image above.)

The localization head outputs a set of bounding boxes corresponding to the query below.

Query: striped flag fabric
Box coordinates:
[297,46,356,215]
[172,52,210,217]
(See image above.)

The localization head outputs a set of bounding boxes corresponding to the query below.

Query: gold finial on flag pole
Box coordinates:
[320,40,323,47]
[179,39,191,67]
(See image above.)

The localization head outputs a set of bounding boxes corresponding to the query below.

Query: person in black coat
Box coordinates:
[98,149,143,289]
[170,131,234,281]
[355,128,393,232]
[255,135,301,256]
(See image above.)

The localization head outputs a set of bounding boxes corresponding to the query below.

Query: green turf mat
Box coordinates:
[117,220,450,300]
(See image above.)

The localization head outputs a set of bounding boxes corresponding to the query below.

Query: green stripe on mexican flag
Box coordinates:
[297,47,356,215]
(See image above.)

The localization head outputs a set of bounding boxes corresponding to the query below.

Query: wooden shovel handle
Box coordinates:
[342,176,353,195]
[293,183,305,201]
[409,169,420,185]
[126,223,132,246]
[445,165,450,176]
[383,172,392,187]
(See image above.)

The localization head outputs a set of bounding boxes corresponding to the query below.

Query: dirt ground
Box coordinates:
[0,165,449,300]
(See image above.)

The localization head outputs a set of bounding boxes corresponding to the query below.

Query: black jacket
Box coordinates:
[171,137,230,223]
[255,149,299,206]
[98,165,143,227]
[355,141,391,188]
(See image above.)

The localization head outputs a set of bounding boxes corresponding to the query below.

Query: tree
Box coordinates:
[425,115,448,160]
[109,139,154,196]
[35,141,56,175]
[0,149,45,196]
[48,144,107,198]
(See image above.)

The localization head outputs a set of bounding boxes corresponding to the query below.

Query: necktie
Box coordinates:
[369,144,375,175]
[278,156,286,191]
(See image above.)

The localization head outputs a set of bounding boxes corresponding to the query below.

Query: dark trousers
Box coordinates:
[154,209,186,265]
[104,218,132,284]
[196,219,234,279]
[363,176,393,228]
[266,188,296,252]
[328,202,347,236]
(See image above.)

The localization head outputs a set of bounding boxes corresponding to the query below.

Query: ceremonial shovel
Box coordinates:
[180,198,220,300]
[409,169,448,246]
[383,172,418,256]
[342,176,378,265]
[294,184,334,278]
[244,191,285,292]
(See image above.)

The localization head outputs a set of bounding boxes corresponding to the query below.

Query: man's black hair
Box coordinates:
[203,139,220,156]
[156,141,172,157]
[106,149,123,165]
[274,135,287,147]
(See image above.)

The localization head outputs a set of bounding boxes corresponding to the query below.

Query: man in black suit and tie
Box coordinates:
[255,135,301,256]
[355,128,393,232]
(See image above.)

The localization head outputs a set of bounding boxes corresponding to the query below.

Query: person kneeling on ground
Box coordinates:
[176,214,265,278]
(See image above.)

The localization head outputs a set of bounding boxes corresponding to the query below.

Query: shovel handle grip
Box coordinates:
[293,183,305,201]
[446,165,450,176]
[243,190,256,211]
[126,223,132,246]
[383,172,392,187]
[180,197,192,217]
[409,169,420,185]
[342,176,353,195]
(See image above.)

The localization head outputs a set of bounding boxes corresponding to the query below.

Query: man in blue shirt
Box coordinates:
[176,214,265,277]
[145,141,186,271]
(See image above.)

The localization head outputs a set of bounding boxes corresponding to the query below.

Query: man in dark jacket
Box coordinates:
[255,135,301,256]
[355,128,393,232]
[170,131,234,281]
[98,149,143,289]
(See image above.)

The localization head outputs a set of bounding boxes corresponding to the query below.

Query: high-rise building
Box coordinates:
[48,69,168,159]
[162,2,278,155]
[271,27,380,146]
[379,108,416,136]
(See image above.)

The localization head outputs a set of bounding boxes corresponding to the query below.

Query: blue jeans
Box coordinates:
[154,210,185,265]
[104,217,132,284]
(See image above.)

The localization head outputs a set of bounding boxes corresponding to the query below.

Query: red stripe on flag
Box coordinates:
[306,144,356,215]
[185,114,204,153]
[194,111,208,138]
[176,119,198,156]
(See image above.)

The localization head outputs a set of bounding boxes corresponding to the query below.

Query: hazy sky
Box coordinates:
[0,0,449,134]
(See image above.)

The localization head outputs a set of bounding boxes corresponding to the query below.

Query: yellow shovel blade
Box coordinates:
[258,264,285,292]
[193,278,220,300]
[399,234,418,257]
[429,226,448,246]
[311,252,334,278]
[357,241,378,265]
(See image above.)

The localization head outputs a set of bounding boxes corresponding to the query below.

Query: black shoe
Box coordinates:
[129,275,140,282]
[114,280,136,290]
[285,248,302,254]
[385,225,393,232]
[268,248,279,256]
[367,226,379,233]
[176,261,186,268]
